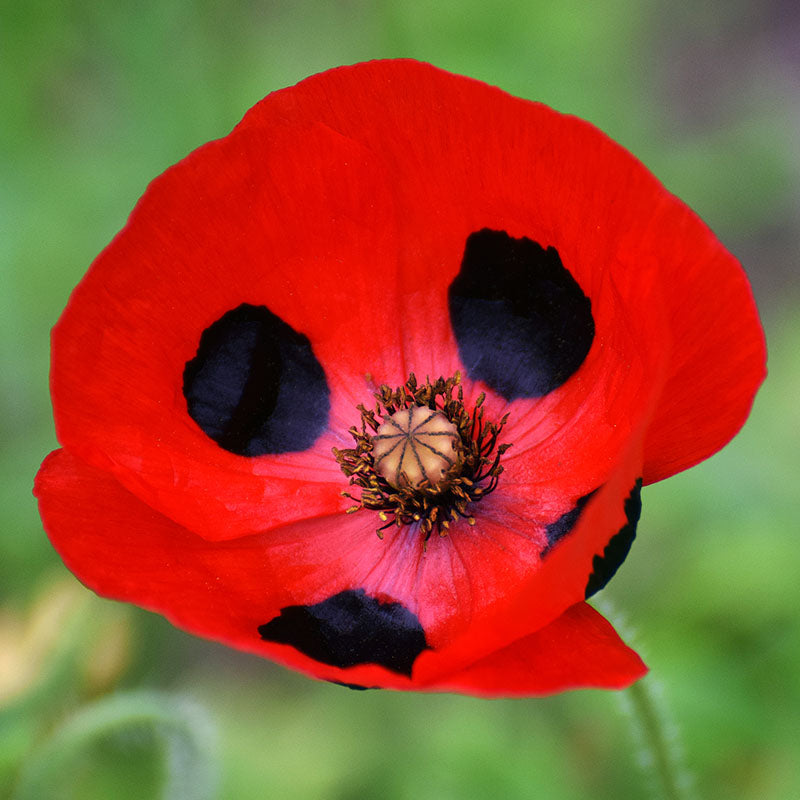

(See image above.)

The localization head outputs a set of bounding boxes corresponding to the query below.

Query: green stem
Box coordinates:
[11,691,217,800]
[624,676,691,800]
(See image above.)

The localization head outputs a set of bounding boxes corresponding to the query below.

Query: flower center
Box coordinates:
[333,373,510,541]
[373,407,459,489]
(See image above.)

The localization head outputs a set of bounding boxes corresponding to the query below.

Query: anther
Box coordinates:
[332,373,510,540]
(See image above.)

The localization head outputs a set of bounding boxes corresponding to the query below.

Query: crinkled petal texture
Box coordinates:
[36,60,765,696]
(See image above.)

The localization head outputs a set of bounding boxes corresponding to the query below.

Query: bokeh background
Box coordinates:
[2,1,798,798]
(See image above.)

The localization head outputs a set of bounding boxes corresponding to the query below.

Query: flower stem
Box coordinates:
[11,690,217,800]
[624,676,691,800]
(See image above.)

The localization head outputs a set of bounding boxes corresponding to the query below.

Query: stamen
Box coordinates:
[333,373,510,540]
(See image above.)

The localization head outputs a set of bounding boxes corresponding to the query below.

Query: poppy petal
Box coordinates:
[35,448,643,695]
[50,120,406,540]
[34,449,411,688]
[410,423,647,681]
[630,208,767,482]
[432,602,646,697]
[241,59,764,476]
[35,448,287,648]
[237,420,648,686]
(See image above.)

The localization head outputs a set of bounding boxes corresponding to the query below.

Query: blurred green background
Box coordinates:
[2,1,798,798]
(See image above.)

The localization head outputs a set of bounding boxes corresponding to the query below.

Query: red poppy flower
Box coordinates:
[35,60,765,697]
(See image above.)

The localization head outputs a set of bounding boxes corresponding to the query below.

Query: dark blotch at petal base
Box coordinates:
[585,479,643,598]
[183,303,329,456]
[258,589,429,676]
[448,229,595,400]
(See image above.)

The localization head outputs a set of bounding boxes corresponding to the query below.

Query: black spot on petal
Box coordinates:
[448,229,594,400]
[585,479,643,598]
[258,589,429,676]
[183,303,329,456]
[330,681,375,691]
[542,488,598,555]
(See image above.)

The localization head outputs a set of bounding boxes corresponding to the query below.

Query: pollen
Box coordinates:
[372,407,459,488]
[332,373,511,540]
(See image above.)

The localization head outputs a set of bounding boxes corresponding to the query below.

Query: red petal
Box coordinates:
[243,59,765,480]
[413,421,647,681]
[629,206,767,482]
[234,418,648,686]
[35,448,645,696]
[35,449,285,650]
[34,448,411,687]
[51,120,406,540]
[429,602,646,697]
